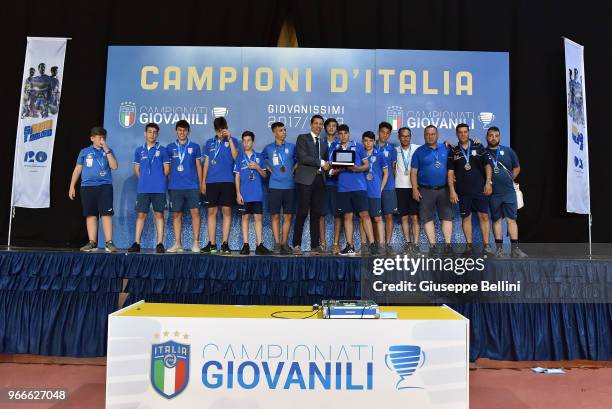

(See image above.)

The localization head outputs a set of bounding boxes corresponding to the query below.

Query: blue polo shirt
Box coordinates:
[377,142,397,190]
[365,148,388,199]
[487,145,519,195]
[167,140,201,190]
[133,143,170,193]
[77,145,113,186]
[337,142,368,193]
[262,141,296,189]
[324,135,339,186]
[203,136,240,184]
[411,143,449,187]
[233,151,264,202]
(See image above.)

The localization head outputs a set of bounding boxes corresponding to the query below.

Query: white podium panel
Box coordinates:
[106,302,468,409]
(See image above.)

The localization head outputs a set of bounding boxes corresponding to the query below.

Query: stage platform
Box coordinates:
[0,247,611,361]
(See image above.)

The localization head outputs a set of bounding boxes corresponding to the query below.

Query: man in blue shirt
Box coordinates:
[410,125,453,254]
[333,124,376,256]
[447,124,493,255]
[128,123,170,254]
[486,126,527,258]
[201,116,240,254]
[166,120,203,253]
[262,122,296,255]
[321,117,341,254]
[68,126,118,252]
[234,131,271,255]
[359,131,388,254]
[377,121,398,255]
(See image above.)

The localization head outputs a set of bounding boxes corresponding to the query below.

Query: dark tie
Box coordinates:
[314,136,320,164]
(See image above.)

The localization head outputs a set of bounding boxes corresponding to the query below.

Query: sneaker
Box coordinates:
[360,244,370,256]
[191,242,201,253]
[462,244,474,257]
[428,244,438,257]
[511,245,528,258]
[385,244,394,256]
[273,242,281,254]
[256,243,272,255]
[167,242,184,253]
[80,240,97,252]
[443,243,454,256]
[220,242,231,254]
[200,241,216,254]
[280,244,293,255]
[292,245,303,255]
[340,244,357,256]
[494,245,505,258]
[127,242,141,253]
[332,243,341,255]
[369,242,379,256]
[105,240,118,253]
[483,244,495,256]
[404,242,416,256]
[155,243,165,254]
[310,245,325,255]
[320,241,328,252]
[240,243,250,255]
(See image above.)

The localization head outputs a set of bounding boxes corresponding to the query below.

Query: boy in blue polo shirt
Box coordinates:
[333,124,376,256]
[359,131,388,254]
[321,118,340,253]
[166,120,202,253]
[128,123,170,254]
[234,131,271,255]
[262,122,296,254]
[68,126,119,252]
[201,116,239,254]
[376,121,398,255]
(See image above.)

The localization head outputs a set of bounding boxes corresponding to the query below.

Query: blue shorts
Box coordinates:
[490,193,517,221]
[268,188,295,214]
[337,190,369,214]
[80,185,113,217]
[239,201,263,215]
[168,189,200,212]
[135,193,166,213]
[368,198,382,217]
[324,185,338,216]
[458,193,490,218]
[381,189,398,215]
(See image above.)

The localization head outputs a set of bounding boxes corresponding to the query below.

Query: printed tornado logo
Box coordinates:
[119,101,136,128]
[385,345,426,390]
[151,340,190,399]
[386,106,403,131]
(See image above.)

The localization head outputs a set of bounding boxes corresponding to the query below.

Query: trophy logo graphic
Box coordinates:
[212,107,229,118]
[385,345,426,390]
[478,112,495,129]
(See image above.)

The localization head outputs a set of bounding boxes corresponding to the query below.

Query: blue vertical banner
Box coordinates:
[104,46,509,248]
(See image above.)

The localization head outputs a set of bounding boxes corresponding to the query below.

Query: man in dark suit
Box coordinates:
[292,115,330,254]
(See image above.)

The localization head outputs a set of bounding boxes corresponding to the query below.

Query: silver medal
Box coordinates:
[434,161,441,168]
[367,173,373,180]
[99,170,106,177]
[464,163,471,171]
[177,164,184,172]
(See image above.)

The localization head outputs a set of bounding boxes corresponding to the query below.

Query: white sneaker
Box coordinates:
[167,243,184,253]
[191,242,201,253]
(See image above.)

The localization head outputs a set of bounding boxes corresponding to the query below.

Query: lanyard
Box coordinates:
[366,148,377,175]
[177,139,189,165]
[274,143,285,166]
[243,152,256,178]
[489,147,500,169]
[144,142,159,174]
[400,145,411,170]
[459,140,471,164]
[94,148,106,169]
[212,137,223,162]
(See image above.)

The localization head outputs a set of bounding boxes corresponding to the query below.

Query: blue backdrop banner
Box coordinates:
[103,46,509,249]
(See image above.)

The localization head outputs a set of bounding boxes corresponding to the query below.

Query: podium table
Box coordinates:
[106,302,468,409]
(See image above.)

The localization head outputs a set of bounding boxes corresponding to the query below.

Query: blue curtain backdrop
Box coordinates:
[1,250,610,359]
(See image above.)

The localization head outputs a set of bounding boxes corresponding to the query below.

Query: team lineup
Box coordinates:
[68,115,526,258]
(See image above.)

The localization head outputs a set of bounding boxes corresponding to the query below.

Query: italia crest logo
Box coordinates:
[119,101,136,128]
[151,335,190,399]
